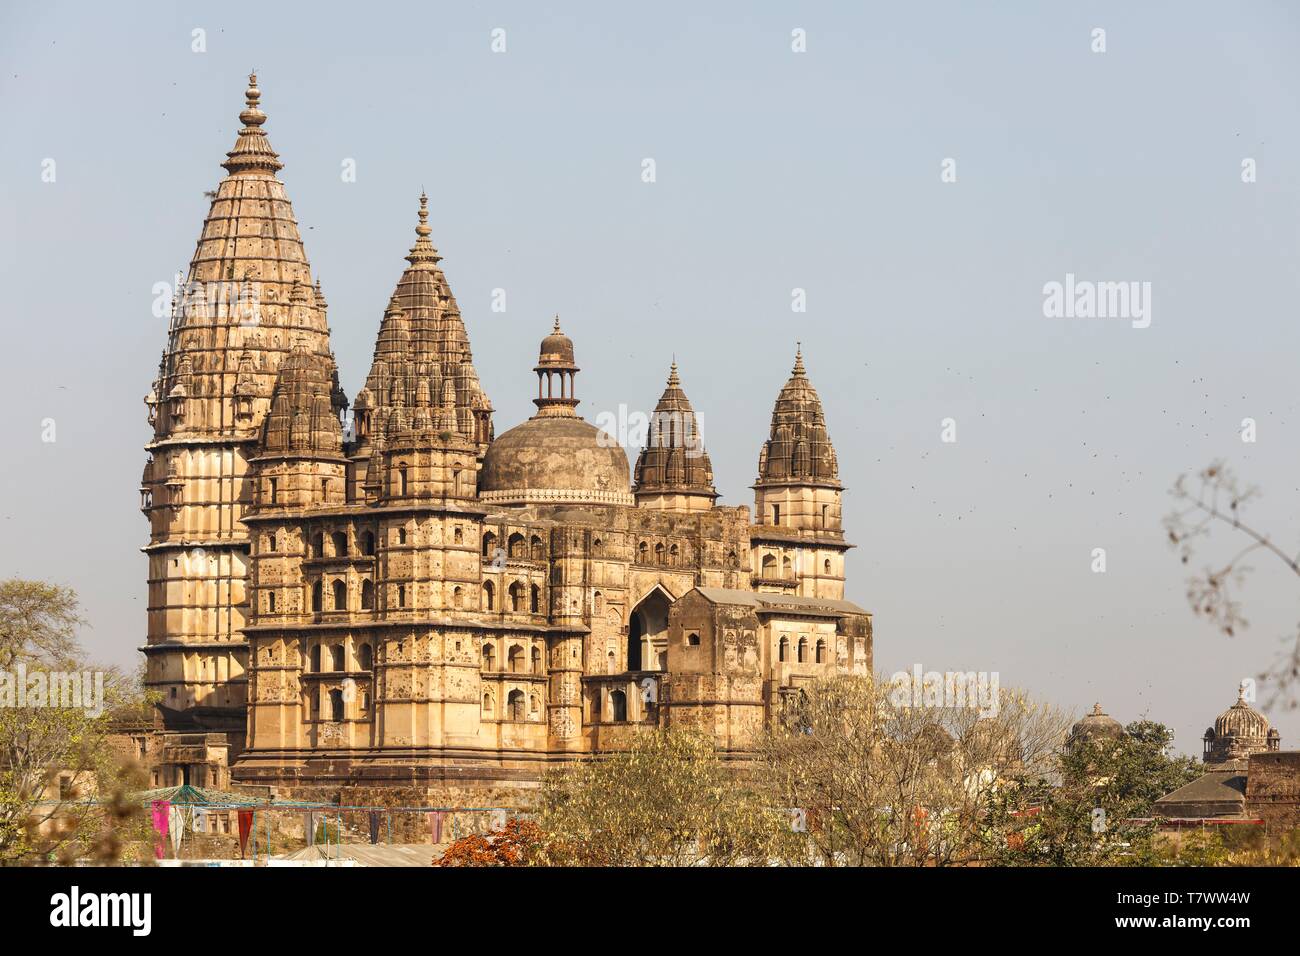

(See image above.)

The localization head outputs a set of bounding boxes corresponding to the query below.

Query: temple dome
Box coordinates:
[479,416,632,506]
[1068,703,1124,746]
[479,319,633,506]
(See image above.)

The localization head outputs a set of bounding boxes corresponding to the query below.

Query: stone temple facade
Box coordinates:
[140,76,872,795]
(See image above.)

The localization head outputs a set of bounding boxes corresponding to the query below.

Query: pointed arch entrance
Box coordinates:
[628,586,672,672]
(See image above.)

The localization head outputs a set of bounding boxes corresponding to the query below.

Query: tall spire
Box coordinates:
[633,360,717,508]
[222,73,284,175]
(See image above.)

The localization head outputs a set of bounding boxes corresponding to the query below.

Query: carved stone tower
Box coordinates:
[141,75,341,733]
[751,348,850,599]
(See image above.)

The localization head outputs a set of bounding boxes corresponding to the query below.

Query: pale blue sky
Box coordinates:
[3,1,1300,755]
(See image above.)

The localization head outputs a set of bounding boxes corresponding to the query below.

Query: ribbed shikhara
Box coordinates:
[632,361,718,498]
[140,74,343,721]
[755,349,841,486]
[351,193,494,461]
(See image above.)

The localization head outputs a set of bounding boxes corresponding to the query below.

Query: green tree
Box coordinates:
[989,719,1201,866]
[536,729,783,866]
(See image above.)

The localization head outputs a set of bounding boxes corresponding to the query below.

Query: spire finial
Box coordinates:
[240,72,266,127]
[667,359,680,387]
[792,343,806,377]
[405,192,441,266]
[553,314,562,333]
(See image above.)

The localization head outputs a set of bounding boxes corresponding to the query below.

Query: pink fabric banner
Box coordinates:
[150,800,170,860]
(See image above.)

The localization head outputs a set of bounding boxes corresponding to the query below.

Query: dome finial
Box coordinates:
[553,314,562,334]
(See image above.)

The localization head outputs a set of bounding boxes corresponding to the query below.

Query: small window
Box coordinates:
[332,579,346,610]
[687,632,700,646]
[398,584,407,608]
[482,581,495,610]
[453,586,462,609]
[361,579,374,610]
[332,531,347,556]
[311,581,323,612]
[313,532,324,557]
[779,637,789,663]
[482,531,497,557]
[508,689,525,721]
[797,637,808,663]
[772,504,780,525]
[310,645,322,672]
[611,690,627,722]
[398,527,408,545]
[267,591,276,613]
[331,645,345,672]
[531,646,542,674]
[815,639,826,664]
[267,533,278,552]
[454,526,463,544]
[359,643,373,670]
[482,643,496,671]
[397,465,408,496]
[329,688,344,721]
[530,584,541,614]
[361,531,375,556]
[269,477,278,505]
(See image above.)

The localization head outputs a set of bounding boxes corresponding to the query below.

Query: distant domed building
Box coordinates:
[1203,684,1281,766]
[1066,703,1125,751]
[138,76,873,799]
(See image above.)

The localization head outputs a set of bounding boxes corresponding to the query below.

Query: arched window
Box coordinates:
[397,527,407,545]
[778,636,789,662]
[824,558,832,574]
[360,579,374,610]
[267,591,276,613]
[267,533,278,552]
[508,690,525,721]
[310,645,322,672]
[313,532,324,558]
[509,581,525,612]
[482,692,493,716]
[331,645,345,672]
[482,531,497,557]
[531,536,544,560]
[508,533,525,559]
[397,584,406,608]
[332,579,347,611]
[797,637,808,663]
[482,581,495,610]
[453,586,462,609]
[454,526,463,544]
[530,584,540,614]
[655,543,664,565]
[815,639,826,664]
[312,581,323,614]
[594,591,603,614]
[482,643,495,671]
[610,690,627,722]
[592,538,603,556]
[507,645,524,673]
[358,643,373,670]
[782,555,793,578]
[762,554,777,577]
[669,543,679,566]
[329,689,344,721]
[268,477,278,505]
[361,531,375,556]
[397,465,408,496]
[638,541,648,563]
[530,694,539,715]
[332,531,347,557]
[531,646,542,674]
[359,691,370,717]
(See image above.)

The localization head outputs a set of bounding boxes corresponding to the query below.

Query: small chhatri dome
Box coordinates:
[539,315,576,368]
[480,319,632,506]
[1069,702,1125,745]
[1203,683,1280,764]
[755,345,840,487]
[633,360,717,503]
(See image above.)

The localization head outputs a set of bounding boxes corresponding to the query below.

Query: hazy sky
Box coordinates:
[3,1,1300,756]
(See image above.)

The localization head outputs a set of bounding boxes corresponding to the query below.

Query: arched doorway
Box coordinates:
[627,588,671,671]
